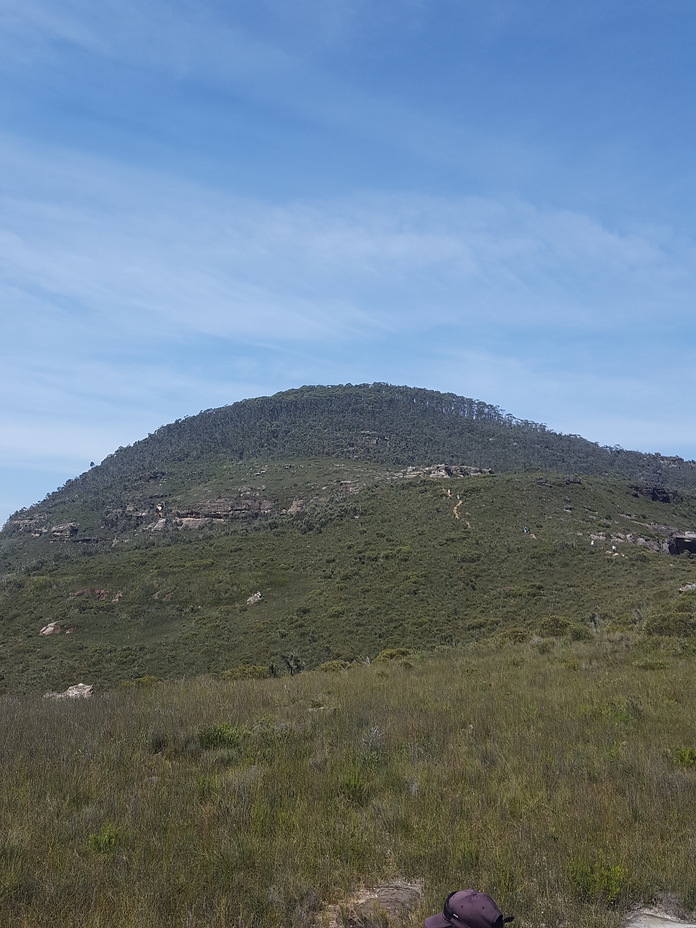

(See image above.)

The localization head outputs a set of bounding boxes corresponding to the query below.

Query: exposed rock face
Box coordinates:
[630,485,671,503]
[425,464,493,478]
[177,518,207,529]
[44,683,93,699]
[186,495,274,519]
[667,533,696,556]
[9,517,48,535]
[319,881,422,928]
[51,522,78,538]
[39,622,61,636]
[625,910,696,928]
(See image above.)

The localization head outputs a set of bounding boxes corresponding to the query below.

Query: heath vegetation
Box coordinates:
[1,638,696,928]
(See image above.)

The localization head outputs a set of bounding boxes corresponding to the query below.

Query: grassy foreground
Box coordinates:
[1,637,696,928]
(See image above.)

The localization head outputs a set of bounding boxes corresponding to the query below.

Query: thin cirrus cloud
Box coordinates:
[2,138,693,352]
[2,137,695,509]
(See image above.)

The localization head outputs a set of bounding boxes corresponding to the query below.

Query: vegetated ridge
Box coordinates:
[2,383,696,694]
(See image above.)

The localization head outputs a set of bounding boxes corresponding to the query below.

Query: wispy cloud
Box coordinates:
[3,138,693,348]
[2,132,695,510]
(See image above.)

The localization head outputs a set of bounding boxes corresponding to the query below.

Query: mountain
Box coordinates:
[2,383,696,694]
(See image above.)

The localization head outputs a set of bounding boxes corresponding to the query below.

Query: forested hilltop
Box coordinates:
[8,384,696,528]
[76,382,696,480]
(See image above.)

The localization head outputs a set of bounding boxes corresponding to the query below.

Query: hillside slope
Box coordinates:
[2,465,696,693]
[3,384,696,694]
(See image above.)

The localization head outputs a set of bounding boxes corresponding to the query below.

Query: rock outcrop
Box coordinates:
[625,909,696,928]
[39,622,61,636]
[51,522,78,538]
[667,533,696,556]
[44,683,93,700]
[630,485,671,503]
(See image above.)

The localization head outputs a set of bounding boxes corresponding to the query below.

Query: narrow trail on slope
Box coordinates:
[452,500,471,527]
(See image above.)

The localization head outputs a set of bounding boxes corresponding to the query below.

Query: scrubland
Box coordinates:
[2,636,696,928]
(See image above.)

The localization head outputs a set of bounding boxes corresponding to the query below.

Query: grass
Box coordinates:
[1,638,696,927]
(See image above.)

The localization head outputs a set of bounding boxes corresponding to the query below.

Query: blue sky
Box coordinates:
[1,0,695,524]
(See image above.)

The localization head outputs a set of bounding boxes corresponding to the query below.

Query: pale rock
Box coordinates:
[39,621,61,636]
[44,683,94,700]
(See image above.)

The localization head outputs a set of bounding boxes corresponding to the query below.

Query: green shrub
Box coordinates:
[339,764,369,804]
[632,657,669,670]
[569,850,630,904]
[671,747,696,766]
[198,722,252,750]
[501,626,528,643]
[645,608,696,636]
[373,647,411,663]
[88,824,122,854]
[318,660,349,672]
[537,616,571,637]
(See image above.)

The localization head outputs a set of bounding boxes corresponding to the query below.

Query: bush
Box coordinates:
[632,657,669,670]
[671,747,696,766]
[569,850,630,905]
[373,648,412,663]
[339,764,369,804]
[501,626,528,643]
[88,824,122,854]
[198,723,252,750]
[537,616,571,637]
[318,660,349,672]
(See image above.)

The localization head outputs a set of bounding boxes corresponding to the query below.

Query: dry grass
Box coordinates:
[1,637,696,927]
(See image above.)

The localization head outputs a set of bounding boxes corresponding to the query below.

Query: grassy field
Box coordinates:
[2,636,696,928]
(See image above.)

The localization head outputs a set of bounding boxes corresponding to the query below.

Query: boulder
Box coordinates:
[44,683,93,700]
[39,622,61,636]
[51,522,78,538]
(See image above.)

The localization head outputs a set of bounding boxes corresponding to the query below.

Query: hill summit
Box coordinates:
[7,383,696,526]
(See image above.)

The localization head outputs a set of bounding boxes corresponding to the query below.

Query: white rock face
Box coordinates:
[626,911,696,928]
[44,683,94,700]
[39,622,61,636]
